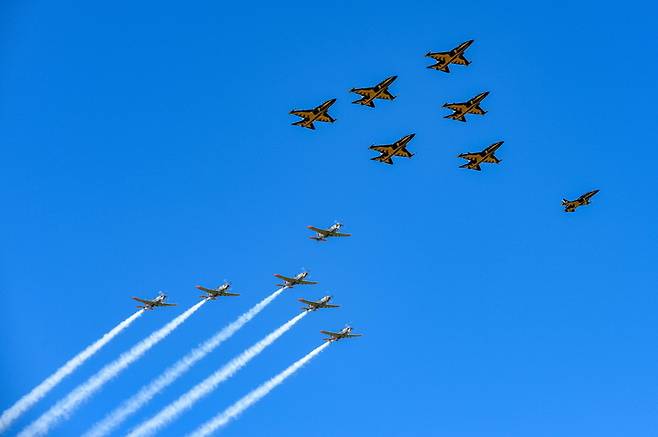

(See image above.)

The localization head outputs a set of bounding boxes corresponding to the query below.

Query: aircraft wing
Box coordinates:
[158,303,177,307]
[298,299,316,306]
[323,304,340,308]
[351,87,375,97]
[377,90,394,100]
[297,280,318,285]
[274,274,295,282]
[132,297,153,305]
[451,55,469,65]
[370,145,394,154]
[307,226,330,235]
[289,110,313,118]
[320,330,340,336]
[195,286,214,293]
[427,52,449,62]
[372,155,394,165]
[483,155,501,163]
[458,152,482,161]
[223,292,240,297]
[332,232,351,237]
[468,106,486,115]
[394,148,413,158]
[346,334,362,338]
[315,113,335,123]
[444,103,467,112]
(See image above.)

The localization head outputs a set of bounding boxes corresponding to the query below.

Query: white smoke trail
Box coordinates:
[18,300,207,437]
[189,342,330,437]
[128,311,308,437]
[0,310,144,433]
[84,288,286,437]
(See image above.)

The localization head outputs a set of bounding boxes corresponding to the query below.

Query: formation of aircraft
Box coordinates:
[321,325,362,342]
[350,76,397,108]
[458,141,504,171]
[274,271,318,288]
[307,223,351,241]
[299,295,340,312]
[289,99,337,130]
[132,293,177,311]
[562,190,600,212]
[196,282,239,300]
[370,133,415,165]
[443,91,489,122]
[426,39,474,73]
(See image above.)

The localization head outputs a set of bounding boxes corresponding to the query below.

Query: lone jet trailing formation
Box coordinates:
[425,40,474,73]
[370,133,415,165]
[458,141,503,171]
[307,223,351,241]
[299,295,339,312]
[274,271,318,288]
[132,293,177,311]
[562,190,600,212]
[443,91,489,122]
[196,282,239,300]
[350,76,397,108]
[289,99,336,130]
[321,325,362,342]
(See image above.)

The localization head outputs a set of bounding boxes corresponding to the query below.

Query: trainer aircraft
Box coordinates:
[426,40,474,73]
[132,293,177,310]
[443,91,489,122]
[350,76,397,108]
[289,99,337,130]
[458,141,503,171]
[307,223,351,241]
[274,271,318,288]
[370,133,415,165]
[196,282,239,300]
[562,190,600,212]
[299,295,340,312]
[321,325,362,342]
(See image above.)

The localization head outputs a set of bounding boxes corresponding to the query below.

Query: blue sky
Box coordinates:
[1,1,657,436]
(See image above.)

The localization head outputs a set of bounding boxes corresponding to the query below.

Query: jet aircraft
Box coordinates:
[369,133,415,165]
[289,99,337,130]
[443,91,489,122]
[426,40,474,73]
[299,295,340,311]
[350,76,397,108]
[196,282,239,300]
[321,325,362,342]
[307,223,351,241]
[132,293,177,311]
[274,271,318,288]
[562,189,600,212]
[458,141,504,171]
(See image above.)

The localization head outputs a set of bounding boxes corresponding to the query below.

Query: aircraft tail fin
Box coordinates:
[292,120,315,130]
[429,64,450,73]
[445,114,466,122]
[459,162,481,171]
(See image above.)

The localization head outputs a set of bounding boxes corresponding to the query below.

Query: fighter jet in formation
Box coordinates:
[307,223,351,241]
[321,325,362,342]
[562,190,600,212]
[350,76,397,108]
[132,293,177,311]
[458,141,504,171]
[299,295,340,312]
[369,133,415,165]
[196,282,240,300]
[426,40,474,73]
[289,99,337,130]
[443,91,489,122]
[274,271,318,288]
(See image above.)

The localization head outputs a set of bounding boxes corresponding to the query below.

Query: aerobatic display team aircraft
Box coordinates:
[443,91,489,122]
[274,271,318,288]
[299,295,340,311]
[458,141,504,171]
[289,98,337,130]
[321,325,363,342]
[196,282,240,300]
[425,40,474,73]
[307,223,352,241]
[132,293,177,310]
[369,133,416,165]
[562,190,600,212]
[350,76,397,108]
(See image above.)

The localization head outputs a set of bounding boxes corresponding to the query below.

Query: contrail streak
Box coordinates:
[128,310,308,437]
[18,300,207,437]
[0,310,144,433]
[188,342,330,437]
[84,288,287,437]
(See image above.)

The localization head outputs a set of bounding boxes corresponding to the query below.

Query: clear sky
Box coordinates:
[1,1,657,436]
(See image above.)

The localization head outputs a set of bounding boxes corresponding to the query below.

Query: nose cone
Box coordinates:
[463,39,475,47]
[407,133,416,140]
[480,91,490,99]
[326,98,337,106]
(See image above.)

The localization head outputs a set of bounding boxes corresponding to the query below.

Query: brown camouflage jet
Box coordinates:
[350,76,397,108]
[426,40,474,73]
[562,190,600,212]
[458,141,503,171]
[289,99,336,130]
[443,91,489,122]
